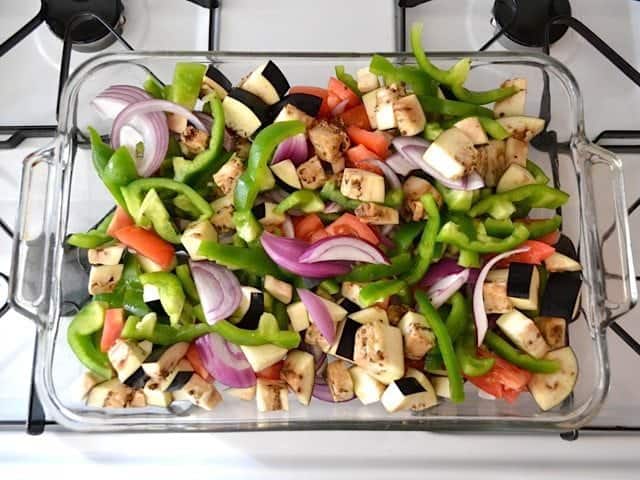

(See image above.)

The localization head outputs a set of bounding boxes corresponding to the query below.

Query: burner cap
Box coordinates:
[42,0,124,51]
[493,0,571,48]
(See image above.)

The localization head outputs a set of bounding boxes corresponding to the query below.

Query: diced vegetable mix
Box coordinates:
[70,23,581,414]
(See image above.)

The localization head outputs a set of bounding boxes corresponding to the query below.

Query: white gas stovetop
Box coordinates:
[1,0,640,433]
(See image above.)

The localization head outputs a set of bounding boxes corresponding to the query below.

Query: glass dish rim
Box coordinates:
[28,50,616,432]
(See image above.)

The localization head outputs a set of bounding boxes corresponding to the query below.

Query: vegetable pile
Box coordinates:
[70,23,580,414]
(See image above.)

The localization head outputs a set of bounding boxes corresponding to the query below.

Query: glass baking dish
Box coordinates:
[9,51,637,432]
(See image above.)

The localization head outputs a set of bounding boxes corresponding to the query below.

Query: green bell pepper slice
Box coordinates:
[450,83,520,106]
[318,279,340,295]
[526,159,550,185]
[138,188,181,243]
[335,65,361,96]
[478,116,511,140]
[456,329,495,377]
[173,95,227,185]
[197,241,285,279]
[88,128,138,209]
[122,177,213,224]
[369,54,438,96]
[424,122,444,141]
[403,195,441,285]
[139,272,185,326]
[484,331,560,374]
[233,121,306,241]
[484,218,515,238]
[438,221,530,253]
[419,95,494,118]
[67,301,113,379]
[391,221,424,254]
[67,231,112,249]
[425,292,470,360]
[415,290,464,403]
[383,188,404,209]
[143,76,165,99]
[275,190,325,214]
[175,264,200,303]
[320,181,361,210]
[515,215,562,239]
[168,62,206,110]
[358,279,407,307]
[339,253,413,282]
[468,184,569,219]
[411,23,470,86]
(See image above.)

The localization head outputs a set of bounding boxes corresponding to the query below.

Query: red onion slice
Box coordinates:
[385,151,417,176]
[472,247,530,346]
[427,269,470,309]
[195,333,256,388]
[299,235,389,265]
[111,99,208,177]
[364,159,402,190]
[260,232,352,278]
[391,135,431,152]
[190,260,242,325]
[323,202,344,214]
[298,289,336,344]
[330,98,349,117]
[420,258,466,290]
[271,133,309,165]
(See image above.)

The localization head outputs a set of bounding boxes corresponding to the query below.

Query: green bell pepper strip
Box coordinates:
[458,249,480,268]
[468,184,570,219]
[403,195,441,285]
[438,221,530,253]
[515,215,562,239]
[383,189,404,209]
[168,63,206,109]
[122,177,213,223]
[88,128,137,209]
[138,188,181,243]
[483,331,560,374]
[424,122,444,141]
[435,181,476,212]
[478,116,511,140]
[233,121,306,241]
[484,218,515,238]
[143,76,165,99]
[275,190,325,214]
[319,181,361,210]
[339,253,413,282]
[415,290,464,403]
[173,95,226,185]
[319,279,340,295]
[358,279,407,307]
[526,159,550,185]
[136,313,158,338]
[369,55,438,96]
[93,255,150,317]
[197,241,285,279]
[67,231,112,249]
[419,95,494,118]
[173,194,202,218]
[272,300,290,331]
[449,83,520,106]
[139,272,185,326]
[176,264,200,303]
[392,221,424,254]
[456,330,495,377]
[67,301,113,379]
[411,23,470,86]
[426,292,470,359]
[335,65,361,96]
[66,212,115,248]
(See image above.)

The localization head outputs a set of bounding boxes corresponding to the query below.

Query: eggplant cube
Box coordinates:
[496,310,550,359]
[328,318,361,362]
[326,360,354,402]
[281,350,315,405]
[380,368,437,413]
[506,262,540,311]
[536,316,567,350]
[181,220,218,261]
[539,272,582,321]
[350,365,385,405]
[353,322,404,384]
[256,379,289,412]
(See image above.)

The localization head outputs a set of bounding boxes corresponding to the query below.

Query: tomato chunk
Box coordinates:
[100,308,124,353]
[113,225,176,270]
[325,213,379,246]
[346,125,391,158]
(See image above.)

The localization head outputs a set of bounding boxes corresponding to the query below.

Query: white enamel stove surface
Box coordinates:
[1,0,640,476]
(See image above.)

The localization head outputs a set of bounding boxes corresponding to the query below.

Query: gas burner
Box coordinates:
[493,0,571,48]
[42,0,125,52]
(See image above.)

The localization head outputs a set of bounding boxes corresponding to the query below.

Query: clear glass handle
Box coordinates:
[9,144,57,328]
[580,142,638,326]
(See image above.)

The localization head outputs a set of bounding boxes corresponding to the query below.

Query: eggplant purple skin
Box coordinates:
[506,262,535,299]
[540,271,582,323]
